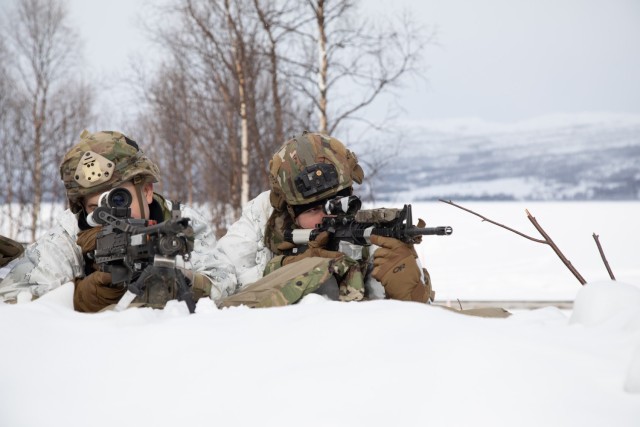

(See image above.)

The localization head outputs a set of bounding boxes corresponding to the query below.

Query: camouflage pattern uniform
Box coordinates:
[214,131,430,307]
[0,130,233,304]
[216,131,506,316]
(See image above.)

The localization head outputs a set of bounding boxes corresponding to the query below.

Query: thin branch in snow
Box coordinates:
[525,209,587,285]
[440,199,588,286]
[439,199,545,243]
[592,233,616,280]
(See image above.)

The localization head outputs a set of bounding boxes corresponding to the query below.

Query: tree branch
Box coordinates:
[525,209,586,285]
[592,233,616,280]
[439,199,546,243]
[440,199,587,286]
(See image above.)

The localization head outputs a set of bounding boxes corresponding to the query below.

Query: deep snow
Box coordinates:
[0,281,639,427]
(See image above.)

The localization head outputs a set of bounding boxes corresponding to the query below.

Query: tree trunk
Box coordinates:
[239,88,250,207]
[253,0,284,144]
[226,0,250,207]
[315,0,329,133]
[31,87,46,242]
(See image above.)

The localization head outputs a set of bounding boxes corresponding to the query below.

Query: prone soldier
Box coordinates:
[214,131,439,307]
[0,130,233,311]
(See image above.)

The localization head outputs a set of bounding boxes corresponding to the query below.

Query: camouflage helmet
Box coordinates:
[268,131,364,210]
[59,130,161,213]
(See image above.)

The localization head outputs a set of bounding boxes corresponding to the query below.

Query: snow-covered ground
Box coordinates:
[1,201,639,426]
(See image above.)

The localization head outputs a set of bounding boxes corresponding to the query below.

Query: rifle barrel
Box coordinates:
[406,226,453,236]
[367,225,453,242]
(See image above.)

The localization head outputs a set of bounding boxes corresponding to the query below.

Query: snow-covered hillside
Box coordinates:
[364,113,640,201]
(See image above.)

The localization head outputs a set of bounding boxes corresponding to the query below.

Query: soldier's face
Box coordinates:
[83,182,153,219]
[295,205,328,229]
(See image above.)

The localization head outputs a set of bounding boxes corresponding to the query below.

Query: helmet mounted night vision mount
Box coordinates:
[294,163,340,198]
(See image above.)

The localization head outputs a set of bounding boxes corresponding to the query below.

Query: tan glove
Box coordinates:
[74,227,125,312]
[74,271,125,312]
[76,226,101,253]
[370,235,432,303]
[277,231,342,266]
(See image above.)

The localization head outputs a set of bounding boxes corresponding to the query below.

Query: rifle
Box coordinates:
[283,195,452,260]
[86,188,196,313]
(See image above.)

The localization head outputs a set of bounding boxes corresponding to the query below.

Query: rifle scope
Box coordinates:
[97,188,133,209]
[323,195,361,215]
[86,188,133,227]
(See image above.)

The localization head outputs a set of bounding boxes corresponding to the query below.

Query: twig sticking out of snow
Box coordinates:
[525,209,586,285]
[592,233,616,280]
[440,200,587,286]
[438,199,546,243]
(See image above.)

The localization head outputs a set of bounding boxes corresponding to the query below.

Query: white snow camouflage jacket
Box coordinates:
[0,198,235,303]
[211,190,387,299]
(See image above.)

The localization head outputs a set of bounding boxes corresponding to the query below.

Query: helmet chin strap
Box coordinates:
[133,180,147,219]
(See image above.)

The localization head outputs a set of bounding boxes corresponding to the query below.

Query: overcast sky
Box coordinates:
[5,0,640,124]
[370,0,640,122]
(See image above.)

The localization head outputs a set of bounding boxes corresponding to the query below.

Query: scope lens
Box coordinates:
[324,196,361,215]
[106,188,133,208]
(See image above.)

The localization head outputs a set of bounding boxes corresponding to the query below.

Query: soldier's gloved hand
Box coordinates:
[73,226,125,312]
[76,226,102,254]
[277,231,342,266]
[74,271,125,312]
[370,235,432,303]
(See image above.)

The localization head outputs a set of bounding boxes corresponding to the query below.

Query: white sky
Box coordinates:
[3,0,640,123]
[369,0,640,122]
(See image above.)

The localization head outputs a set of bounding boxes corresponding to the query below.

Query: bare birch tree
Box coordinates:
[252,0,307,145]
[139,0,293,221]
[284,0,428,136]
[0,38,24,239]
[135,0,430,226]
[2,0,94,241]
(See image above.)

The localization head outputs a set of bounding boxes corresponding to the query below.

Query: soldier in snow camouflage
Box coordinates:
[216,131,434,308]
[0,130,232,310]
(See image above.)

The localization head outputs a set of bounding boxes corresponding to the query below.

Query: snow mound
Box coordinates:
[570,281,640,395]
[626,345,640,394]
[570,281,640,331]
[31,281,75,309]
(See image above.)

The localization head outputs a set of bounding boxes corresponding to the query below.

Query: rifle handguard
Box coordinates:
[283,196,453,252]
